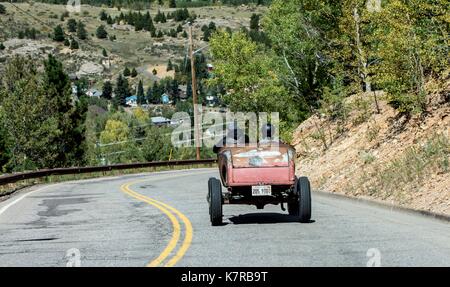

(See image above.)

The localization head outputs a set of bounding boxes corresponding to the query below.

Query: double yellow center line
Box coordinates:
[119,171,212,267]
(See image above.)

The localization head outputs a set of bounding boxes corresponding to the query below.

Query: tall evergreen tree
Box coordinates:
[53,25,65,42]
[96,25,108,39]
[137,80,145,105]
[131,68,138,78]
[0,4,6,15]
[43,54,86,166]
[250,13,260,31]
[70,39,79,49]
[67,19,77,32]
[77,21,87,40]
[102,81,113,100]
[123,67,131,77]
[167,59,173,71]
[114,75,129,107]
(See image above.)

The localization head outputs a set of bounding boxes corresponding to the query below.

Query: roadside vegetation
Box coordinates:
[0,0,448,184]
[359,133,449,202]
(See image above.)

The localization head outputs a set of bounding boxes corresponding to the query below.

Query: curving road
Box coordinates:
[0,169,449,267]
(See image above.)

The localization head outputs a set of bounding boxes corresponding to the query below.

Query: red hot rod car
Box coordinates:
[207,141,312,226]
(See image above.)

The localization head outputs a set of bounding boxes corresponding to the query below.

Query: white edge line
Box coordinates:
[0,184,59,217]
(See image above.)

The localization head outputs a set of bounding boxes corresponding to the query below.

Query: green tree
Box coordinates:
[99,119,130,160]
[102,81,113,100]
[77,21,87,40]
[99,10,108,21]
[70,39,79,49]
[131,67,138,78]
[53,25,65,42]
[371,0,447,114]
[67,18,77,33]
[0,4,6,14]
[167,59,173,71]
[0,57,59,170]
[102,48,108,57]
[0,55,86,170]
[114,75,129,107]
[250,13,260,31]
[123,67,131,77]
[96,25,108,39]
[43,54,87,166]
[176,24,183,33]
[208,31,290,117]
[137,80,145,105]
[169,0,176,8]
[264,0,339,114]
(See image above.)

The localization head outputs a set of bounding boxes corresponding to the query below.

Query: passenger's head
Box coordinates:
[261,123,274,140]
[227,121,241,140]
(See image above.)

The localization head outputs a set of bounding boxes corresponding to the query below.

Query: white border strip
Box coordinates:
[0,185,58,217]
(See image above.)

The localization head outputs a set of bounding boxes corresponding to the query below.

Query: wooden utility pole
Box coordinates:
[189,23,201,160]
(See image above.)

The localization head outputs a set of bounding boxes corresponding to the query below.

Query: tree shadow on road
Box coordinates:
[228,213,315,225]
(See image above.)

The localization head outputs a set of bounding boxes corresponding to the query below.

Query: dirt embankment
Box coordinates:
[293,84,449,216]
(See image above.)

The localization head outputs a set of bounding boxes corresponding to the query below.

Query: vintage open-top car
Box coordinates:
[207,137,312,226]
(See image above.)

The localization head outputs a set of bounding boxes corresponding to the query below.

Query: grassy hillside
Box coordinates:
[293,85,450,215]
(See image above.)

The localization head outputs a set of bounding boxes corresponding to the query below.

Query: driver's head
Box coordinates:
[261,123,274,140]
[227,121,240,140]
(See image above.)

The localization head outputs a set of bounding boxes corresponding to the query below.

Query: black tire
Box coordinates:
[288,177,312,223]
[208,177,223,226]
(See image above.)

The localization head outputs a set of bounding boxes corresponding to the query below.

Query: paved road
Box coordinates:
[0,169,449,267]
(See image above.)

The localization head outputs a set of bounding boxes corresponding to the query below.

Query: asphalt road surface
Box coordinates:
[0,169,449,267]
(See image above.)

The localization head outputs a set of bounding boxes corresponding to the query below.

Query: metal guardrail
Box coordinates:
[0,159,217,186]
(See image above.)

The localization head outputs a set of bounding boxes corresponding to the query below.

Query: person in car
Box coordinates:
[213,122,249,153]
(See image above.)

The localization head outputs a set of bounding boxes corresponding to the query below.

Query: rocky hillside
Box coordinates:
[293,82,449,216]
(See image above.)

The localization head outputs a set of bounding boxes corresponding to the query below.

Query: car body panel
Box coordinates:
[217,143,296,188]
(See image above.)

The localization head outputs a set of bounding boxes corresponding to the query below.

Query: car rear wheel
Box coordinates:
[208,177,223,226]
[288,176,311,223]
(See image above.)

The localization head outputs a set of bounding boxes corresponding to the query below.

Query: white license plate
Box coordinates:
[251,185,272,196]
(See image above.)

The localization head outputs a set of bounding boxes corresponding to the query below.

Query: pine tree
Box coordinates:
[123,67,131,77]
[96,25,108,39]
[102,48,108,57]
[137,80,145,105]
[67,19,77,32]
[0,4,6,15]
[53,25,65,42]
[250,13,260,31]
[43,54,86,166]
[176,24,183,33]
[77,21,87,40]
[70,39,79,49]
[146,86,153,104]
[114,75,129,107]
[107,15,114,25]
[102,81,113,100]
[131,68,138,78]
[169,0,177,8]
[167,59,173,71]
[99,10,108,21]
